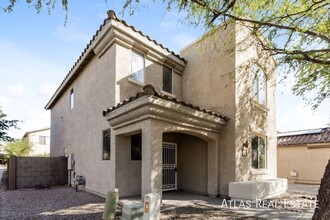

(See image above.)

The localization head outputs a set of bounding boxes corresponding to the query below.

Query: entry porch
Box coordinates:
[103,85,227,199]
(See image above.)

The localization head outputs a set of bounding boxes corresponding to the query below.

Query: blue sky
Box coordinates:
[0,0,329,139]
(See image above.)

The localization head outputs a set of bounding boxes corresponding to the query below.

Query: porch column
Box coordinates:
[141,120,163,199]
[207,140,218,197]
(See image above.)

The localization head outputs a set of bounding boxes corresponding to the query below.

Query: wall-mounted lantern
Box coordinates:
[242,140,249,156]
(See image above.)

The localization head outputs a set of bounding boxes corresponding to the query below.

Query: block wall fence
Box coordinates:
[8,156,67,190]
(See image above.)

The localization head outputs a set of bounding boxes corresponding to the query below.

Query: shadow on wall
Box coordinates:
[234,59,274,183]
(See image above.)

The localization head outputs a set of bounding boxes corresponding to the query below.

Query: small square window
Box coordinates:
[63,147,68,157]
[131,51,145,83]
[252,136,266,169]
[70,89,74,109]
[39,136,46,145]
[131,134,142,160]
[103,129,111,160]
[163,66,172,93]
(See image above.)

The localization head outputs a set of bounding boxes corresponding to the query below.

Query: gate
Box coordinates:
[162,142,177,191]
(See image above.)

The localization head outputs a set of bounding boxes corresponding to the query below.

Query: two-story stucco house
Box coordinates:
[45,10,287,200]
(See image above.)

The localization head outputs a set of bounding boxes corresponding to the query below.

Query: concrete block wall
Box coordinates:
[8,156,67,189]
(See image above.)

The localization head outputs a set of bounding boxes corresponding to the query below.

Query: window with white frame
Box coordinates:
[252,65,266,105]
[39,136,46,145]
[131,51,145,83]
[251,135,266,169]
[102,129,111,160]
[163,66,172,93]
[70,89,74,109]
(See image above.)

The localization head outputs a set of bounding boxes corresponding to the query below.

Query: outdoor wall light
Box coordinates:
[242,140,249,156]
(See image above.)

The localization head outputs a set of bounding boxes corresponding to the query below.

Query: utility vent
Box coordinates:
[290,171,298,177]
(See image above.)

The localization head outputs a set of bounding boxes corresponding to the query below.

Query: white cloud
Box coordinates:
[0,40,66,139]
[7,83,26,97]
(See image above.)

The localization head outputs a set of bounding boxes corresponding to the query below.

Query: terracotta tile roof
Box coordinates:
[102,84,229,121]
[45,10,185,110]
[277,127,330,146]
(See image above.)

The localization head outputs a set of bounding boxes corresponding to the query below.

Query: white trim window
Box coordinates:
[131,51,145,83]
[70,89,74,109]
[163,66,172,93]
[251,135,266,169]
[252,65,266,105]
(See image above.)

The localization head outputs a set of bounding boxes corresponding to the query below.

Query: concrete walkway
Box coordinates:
[120,191,314,219]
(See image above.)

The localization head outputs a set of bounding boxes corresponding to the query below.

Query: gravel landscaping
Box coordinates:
[0,186,106,219]
[0,186,261,219]
[0,182,317,219]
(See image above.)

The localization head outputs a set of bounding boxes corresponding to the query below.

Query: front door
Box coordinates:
[162,142,177,191]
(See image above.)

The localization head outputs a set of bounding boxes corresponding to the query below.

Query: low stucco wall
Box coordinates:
[278,144,330,184]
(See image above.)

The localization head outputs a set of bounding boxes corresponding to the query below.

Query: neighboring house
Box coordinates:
[278,127,330,184]
[22,128,50,156]
[45,10,286,200]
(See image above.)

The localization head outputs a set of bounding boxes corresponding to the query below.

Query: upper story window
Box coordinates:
[70,89,74,109]
[251,135,266,169]
[102,129,111,160]
[163,66,173,93]
[39,136,46,145]
[252,65,266,105]
[131,51,145,83]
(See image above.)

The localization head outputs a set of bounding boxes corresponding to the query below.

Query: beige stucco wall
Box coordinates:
[180,26,236,196]
[115,135,141,197]
[50,45,117,196]
[180,22,277,196]
[234,23,277,183]
[278,144,330,184]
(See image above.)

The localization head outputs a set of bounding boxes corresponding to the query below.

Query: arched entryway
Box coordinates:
[163,132,208,195]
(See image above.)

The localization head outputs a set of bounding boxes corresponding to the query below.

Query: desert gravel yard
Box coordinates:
[0,184,316,219]
[0,186,106,219]
[0,186,262,219]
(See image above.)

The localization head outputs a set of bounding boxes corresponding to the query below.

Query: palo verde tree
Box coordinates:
[2,0,330,109]
[122,0,330,109]
[4,139,33,158]
[0,105,19,142]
